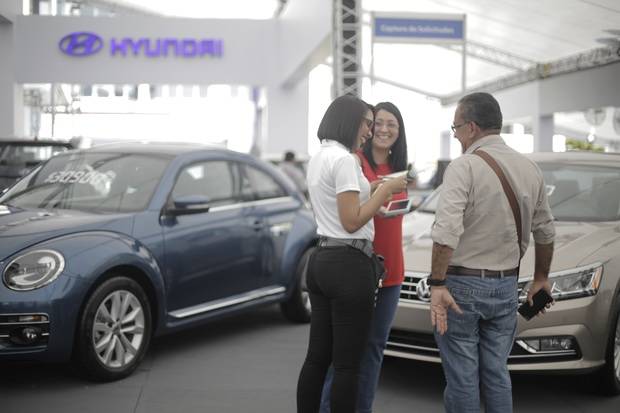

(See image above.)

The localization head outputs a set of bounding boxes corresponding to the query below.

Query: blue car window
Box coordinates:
[241,165,286,201]
[172,160,237,207]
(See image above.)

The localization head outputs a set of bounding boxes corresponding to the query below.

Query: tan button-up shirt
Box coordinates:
[431,135,555,270]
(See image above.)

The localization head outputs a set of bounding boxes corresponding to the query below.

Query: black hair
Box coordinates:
[284,151,295,162]
[457,92,503,131]
[362,101,408,172]
[317,95,369,152]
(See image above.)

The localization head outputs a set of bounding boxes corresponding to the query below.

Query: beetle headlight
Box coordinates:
[3,250,65,291]
[519,262,603,302]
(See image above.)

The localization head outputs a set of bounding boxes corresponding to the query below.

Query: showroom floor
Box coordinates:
[1,305,618,413]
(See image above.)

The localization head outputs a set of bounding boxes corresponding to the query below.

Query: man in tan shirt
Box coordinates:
[429,92,555,413]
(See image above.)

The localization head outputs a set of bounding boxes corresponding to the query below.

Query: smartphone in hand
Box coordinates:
[518,289,554,320]
[378,199,412,218]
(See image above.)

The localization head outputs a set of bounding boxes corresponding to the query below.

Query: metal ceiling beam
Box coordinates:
[440,40,536,71]
[332,0,362,97]
[440,45,620,106]
[74,0,160,16]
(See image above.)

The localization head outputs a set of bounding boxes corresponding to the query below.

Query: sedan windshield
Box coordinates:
[415,161,620,222]
[0,152,170,213]
[540,162,620,222]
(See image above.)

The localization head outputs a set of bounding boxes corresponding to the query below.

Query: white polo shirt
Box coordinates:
[307,139,374,241]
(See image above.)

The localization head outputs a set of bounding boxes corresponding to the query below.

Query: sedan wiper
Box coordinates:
[1,182,58,204]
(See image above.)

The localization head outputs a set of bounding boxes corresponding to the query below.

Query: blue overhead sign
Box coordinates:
[374,16,464,42]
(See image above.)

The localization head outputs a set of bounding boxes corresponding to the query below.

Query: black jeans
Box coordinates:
[297,246,376,413]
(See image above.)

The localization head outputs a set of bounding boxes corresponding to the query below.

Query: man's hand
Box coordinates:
[529,242,555,316]
[430,287,463,335]
[526,279,555,315]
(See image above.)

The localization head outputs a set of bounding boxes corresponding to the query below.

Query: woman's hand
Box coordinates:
[369,179,383,195]
[382,176,408,194]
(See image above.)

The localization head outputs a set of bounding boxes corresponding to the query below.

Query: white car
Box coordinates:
[390,151,620,395]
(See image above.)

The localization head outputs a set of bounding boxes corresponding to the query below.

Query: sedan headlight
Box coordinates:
[3,250,65,291]
[519,262,603,302]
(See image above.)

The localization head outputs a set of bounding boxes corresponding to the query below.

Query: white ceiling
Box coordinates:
[365,0,620,62]
[81,0,620,145]
[363,0,620,145]
[84,0,280,19]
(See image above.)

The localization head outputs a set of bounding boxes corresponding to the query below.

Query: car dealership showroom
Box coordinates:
[1,0,620,412]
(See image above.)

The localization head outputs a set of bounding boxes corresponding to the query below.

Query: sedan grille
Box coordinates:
[401,272,529,304]
[400,271,431,303]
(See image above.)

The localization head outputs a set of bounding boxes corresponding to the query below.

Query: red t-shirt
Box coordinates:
[358,151,406,286]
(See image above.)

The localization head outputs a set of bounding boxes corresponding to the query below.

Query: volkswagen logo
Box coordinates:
[59,32,104,57]
[416,276,431,302]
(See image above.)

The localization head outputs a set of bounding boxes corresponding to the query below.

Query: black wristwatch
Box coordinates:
[427,277,446,287]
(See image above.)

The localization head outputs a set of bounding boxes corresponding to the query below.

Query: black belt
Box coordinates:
[447,266,518,278]
[317,237,373,258]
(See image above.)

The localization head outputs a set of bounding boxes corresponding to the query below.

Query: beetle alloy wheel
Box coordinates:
[92,290,145,369]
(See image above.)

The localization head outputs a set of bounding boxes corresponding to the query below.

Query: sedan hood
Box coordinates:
[403,211,620,276]
[0,205,134,261]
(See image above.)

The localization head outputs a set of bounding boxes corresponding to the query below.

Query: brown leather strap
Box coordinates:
[473,149,524,259]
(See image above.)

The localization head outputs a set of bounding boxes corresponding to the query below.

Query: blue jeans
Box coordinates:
[434,276,518,413]
[320,285,401,413]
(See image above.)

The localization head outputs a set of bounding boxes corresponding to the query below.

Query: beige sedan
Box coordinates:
[389,151,620,395]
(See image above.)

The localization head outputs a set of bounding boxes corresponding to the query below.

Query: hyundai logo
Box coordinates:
[59,32,103,57]
[416,277,431,302]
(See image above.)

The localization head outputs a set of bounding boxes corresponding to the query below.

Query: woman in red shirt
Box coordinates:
[321,101,409,413]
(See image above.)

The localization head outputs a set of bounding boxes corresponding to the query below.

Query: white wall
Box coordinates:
[13,1,333,88]
[266,77,309,156]
[494,62,620,119]
[3,1,333,153]
[482,62,620,151]
[0,22,23,137]
[0,0,20,136]
[277,0,331,85]
[14,15,279,85]
[0,0,19,23]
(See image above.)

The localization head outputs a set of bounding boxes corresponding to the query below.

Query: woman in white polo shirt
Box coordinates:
[296,95,407,413]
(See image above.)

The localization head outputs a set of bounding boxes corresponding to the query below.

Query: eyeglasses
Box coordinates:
[375,121,399,131]
[450,121,469,133]
[363,118,374,129]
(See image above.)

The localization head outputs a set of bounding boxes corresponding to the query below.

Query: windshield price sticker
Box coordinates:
[44,170,116,185]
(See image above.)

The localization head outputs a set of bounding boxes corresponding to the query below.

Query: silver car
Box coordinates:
[389,151,620,395]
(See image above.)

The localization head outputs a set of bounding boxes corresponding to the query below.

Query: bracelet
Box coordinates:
[427,277,446,287]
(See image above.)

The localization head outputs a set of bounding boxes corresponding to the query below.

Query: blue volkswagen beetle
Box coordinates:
[0,142,317,381]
